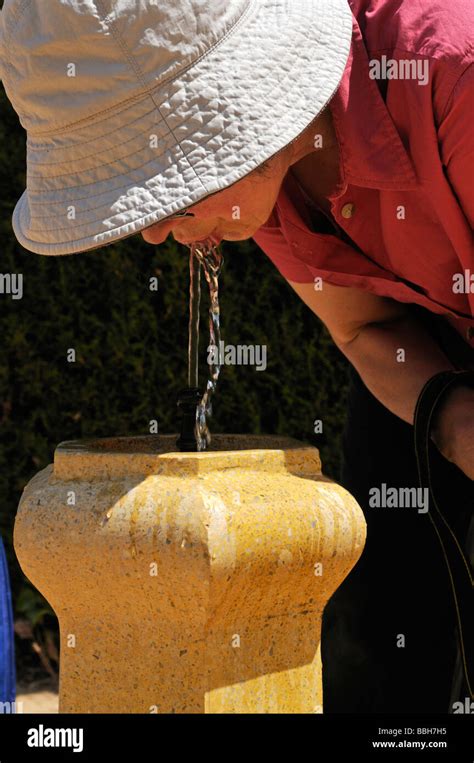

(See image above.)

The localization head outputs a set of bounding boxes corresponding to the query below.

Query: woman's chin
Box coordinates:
[221,232,249,241]
[222,225,262,241]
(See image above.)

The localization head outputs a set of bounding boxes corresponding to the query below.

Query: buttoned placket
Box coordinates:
[290,174,362,257]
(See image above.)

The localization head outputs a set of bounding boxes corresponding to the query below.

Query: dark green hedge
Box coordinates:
[0,83,349,615]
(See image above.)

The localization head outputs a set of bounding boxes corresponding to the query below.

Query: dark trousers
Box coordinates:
[321,361,473,714]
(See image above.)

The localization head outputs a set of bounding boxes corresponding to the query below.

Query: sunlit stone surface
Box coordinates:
[14,434,366,714]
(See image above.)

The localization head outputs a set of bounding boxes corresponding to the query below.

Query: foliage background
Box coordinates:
[0,64,349,677]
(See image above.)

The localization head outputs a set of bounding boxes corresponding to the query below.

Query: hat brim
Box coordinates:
[12,0,353,255]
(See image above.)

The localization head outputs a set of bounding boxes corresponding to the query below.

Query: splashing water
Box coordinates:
[187,239,224,451]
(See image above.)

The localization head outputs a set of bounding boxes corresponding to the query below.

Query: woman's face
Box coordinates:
[141,146,292,246]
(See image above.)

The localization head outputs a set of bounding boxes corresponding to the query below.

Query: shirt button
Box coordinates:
[341,202,355,219]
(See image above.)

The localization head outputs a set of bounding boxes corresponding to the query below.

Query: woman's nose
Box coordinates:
[141,212,196,244]
[141,220,174,244]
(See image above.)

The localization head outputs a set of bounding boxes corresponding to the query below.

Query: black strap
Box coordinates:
[413,370,474,699]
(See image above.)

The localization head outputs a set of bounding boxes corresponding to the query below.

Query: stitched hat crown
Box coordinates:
[0,0,249,133]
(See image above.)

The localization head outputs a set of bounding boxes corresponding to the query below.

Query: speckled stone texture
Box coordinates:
[14,434,366,713]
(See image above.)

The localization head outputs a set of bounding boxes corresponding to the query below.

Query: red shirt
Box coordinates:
[253,0,474,346]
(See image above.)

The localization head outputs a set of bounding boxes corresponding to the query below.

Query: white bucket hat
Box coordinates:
[0,0,353,256]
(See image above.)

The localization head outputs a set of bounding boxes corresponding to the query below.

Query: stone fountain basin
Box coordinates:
[52,433,323,479]
[14,433,366,713]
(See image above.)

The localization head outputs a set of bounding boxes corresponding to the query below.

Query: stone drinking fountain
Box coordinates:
[14,242,366,713]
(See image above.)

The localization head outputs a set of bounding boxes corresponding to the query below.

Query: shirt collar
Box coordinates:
[328,14,418,191]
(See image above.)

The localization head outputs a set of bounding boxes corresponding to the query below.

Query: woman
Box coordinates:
[0,0,472,712]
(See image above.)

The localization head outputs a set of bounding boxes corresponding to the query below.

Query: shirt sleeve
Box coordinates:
[438,63,474,227]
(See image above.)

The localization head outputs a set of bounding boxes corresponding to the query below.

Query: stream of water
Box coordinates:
[187,240,224,451]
